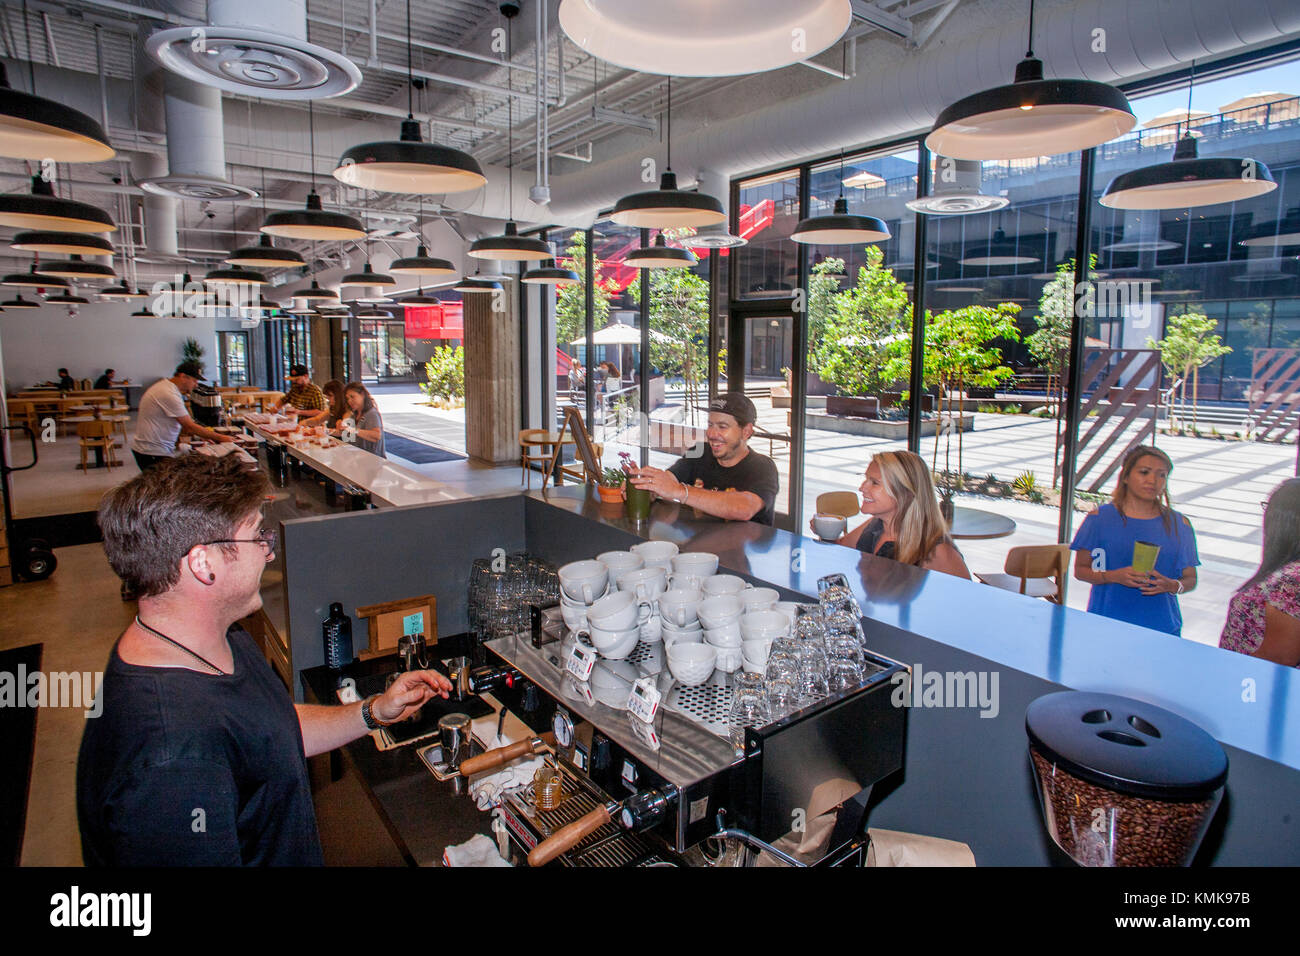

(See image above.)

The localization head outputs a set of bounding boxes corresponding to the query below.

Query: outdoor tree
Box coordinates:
[629,263,711,424]
[1146,309,1231,433]
[421,345,464,406]
[805,256,846,366]
[883,303,1021,480]
[812,245,912,397]
[555,231,618,354]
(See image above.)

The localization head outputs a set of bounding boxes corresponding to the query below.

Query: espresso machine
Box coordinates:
[472,631,908,867]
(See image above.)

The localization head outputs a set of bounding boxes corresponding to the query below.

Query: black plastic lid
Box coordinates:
[1026,691,1228,801]
[329,602,344,616]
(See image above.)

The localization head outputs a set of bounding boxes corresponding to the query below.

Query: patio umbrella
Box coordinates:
[1140,107,1212,144]
[570,323,673,345]
[1218,92,1296,124]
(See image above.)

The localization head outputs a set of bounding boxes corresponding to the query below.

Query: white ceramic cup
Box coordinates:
[671,551,720,578]
[596,550,644,578]
[667,572,705,592]
[639,612,663,643]
[560,602,589,631]
[813,513,849,541]
[559,560,609,604]
[713,644,743,674]
[702,574,749,597]
[739,587,780,614]
[697,594,743,629]
[741,610,791,642]
[705,622,743,646]
[773,601,801,626]
[616,566,669,603]
[658,587,704,627]
[631,540,679,568]
[584,623,640,661]
[660,622,704,647]
[588,590,652,632]
[666,643,716,685]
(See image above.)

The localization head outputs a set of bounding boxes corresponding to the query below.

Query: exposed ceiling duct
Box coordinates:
[139,71,256,201]
[146,0,362,100]
[544,0,1300,226]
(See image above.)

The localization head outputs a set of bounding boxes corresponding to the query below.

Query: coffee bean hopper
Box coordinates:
[479,631,908,867]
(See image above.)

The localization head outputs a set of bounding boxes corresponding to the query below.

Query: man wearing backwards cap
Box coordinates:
[627,391,779,525]
[130,360,235,473]
[273,363,327,420]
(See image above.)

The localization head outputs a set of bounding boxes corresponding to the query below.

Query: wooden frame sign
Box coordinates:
[546,405,601,489]
[354,594,437,659]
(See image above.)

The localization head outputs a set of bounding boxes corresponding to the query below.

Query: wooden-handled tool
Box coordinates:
[527,802,616,867]
[458,732,554,777]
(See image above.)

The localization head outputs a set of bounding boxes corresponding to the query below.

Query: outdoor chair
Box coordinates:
[816,491,861,518]
[975,544,1070,604]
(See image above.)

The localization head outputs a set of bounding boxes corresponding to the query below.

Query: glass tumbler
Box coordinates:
[728,672,771,747]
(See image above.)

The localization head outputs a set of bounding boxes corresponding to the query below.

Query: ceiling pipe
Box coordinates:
[544,0,1300,226]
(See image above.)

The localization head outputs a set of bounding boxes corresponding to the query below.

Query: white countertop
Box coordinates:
[248,423,468,508]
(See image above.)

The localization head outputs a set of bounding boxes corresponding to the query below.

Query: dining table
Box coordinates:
[948,505,1017,539]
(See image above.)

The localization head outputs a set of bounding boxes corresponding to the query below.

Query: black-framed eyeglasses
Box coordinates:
[203,528,277,555]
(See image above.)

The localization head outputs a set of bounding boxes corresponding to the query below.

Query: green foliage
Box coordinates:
[598,466,625,488]
[1012,471,1039,495]
[811,245,911,397]
[1146,308,1232,430]
[629,261,710,422]
[882,303,1021,394]
[420,345,464,402]
[1027,256,1098,376]
[805,256,847,361]
[555,231,618,351]
[182,337,205,370]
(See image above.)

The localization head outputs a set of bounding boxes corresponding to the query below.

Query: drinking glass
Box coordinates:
[793,603,826,643]
[797,640,830,704]
[765,677,799,718]
[817,572,861,616]
[827,658,863,693]
[728,673,771,747]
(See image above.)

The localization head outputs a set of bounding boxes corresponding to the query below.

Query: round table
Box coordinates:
[948,505,1016,539]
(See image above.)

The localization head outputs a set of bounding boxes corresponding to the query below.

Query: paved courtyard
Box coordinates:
[373,384,1295,650]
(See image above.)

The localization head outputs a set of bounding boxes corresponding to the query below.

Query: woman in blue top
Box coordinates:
[1070,445,1199,635]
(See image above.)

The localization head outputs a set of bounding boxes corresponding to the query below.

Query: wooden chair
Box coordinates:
[816,491,861,518]
[975,544,1070,604]
[519,429,555,490]
[77,420,118,472]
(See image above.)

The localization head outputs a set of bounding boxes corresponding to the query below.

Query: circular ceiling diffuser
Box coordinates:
[146,26,362,100]
[558,0,851,77]
[686,226,747,249]
[139,174,257,201]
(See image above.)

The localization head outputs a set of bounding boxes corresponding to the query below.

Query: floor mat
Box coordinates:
[0,643,43,865]
[383,433,467,464]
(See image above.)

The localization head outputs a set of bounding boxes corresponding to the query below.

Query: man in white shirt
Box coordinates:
[130,361,235,472]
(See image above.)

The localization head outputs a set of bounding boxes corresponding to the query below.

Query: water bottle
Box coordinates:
[322,602,354,670]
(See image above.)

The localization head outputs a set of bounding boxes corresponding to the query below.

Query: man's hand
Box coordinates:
[627,465,687,502]
[373,669,453,723]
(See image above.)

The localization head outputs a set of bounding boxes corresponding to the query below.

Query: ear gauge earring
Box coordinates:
[209,574,217,583]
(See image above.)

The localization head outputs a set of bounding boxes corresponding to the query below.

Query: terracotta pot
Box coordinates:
[597,484,624,504]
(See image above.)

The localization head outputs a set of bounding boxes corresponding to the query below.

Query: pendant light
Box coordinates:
[2,294,41,309]
[10,231,113,257]
[293,280,339,302]
[960,216,1039,266]
[906,157,1009,215]
[204,264,267,287]
[1100,62,1275,210]
[333,0,486,195]
[454,270,503,293]
[354,305,394,318]
[262,103,365,241]
[626,233,697,269]
[792,149,890,245]
[399,287,443,305]
[1239,208,1300,249]
[3,264,69,289]
[390,196,457,275]
[45,291,89,305]
[610,78,724,230]
[926,0,1134,160]
[0,7,115,164]
[99,282,149,299]
[522,256,580,285]
[0,175,116,233]
[35,255,116,280]
[468,7,553,263]
[230,182,306,266]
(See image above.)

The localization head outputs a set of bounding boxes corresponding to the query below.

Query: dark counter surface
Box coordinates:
[532,485,1300,772]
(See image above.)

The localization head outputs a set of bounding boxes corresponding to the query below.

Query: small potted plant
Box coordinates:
[596,466,625,503]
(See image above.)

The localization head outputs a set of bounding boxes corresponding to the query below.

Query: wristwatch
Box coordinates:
[361,695,389,730]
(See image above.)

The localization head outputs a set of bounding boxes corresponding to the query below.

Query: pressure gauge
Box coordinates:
[552,709,575,750]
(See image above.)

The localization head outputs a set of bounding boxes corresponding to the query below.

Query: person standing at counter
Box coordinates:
[826,450,970,579]
[1219,478,1300,667]
[1070,445,1198,636]
[79,454,453,865]
[334,381,386,458]
[627,392,778,525]
[130,361,235,472]
[303,379,346,430]
[273,363,326,420]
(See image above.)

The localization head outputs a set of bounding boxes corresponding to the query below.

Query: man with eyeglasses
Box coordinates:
[78,454,453,866]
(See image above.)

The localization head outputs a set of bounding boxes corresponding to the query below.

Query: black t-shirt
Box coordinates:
[59,375,76,391]
[76,626,323,866]
[94,374,112,389]
[668,444,779,525]
[854,518,897,559]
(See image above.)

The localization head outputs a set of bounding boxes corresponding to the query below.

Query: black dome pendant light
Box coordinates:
[926,0,1135,161]
[454,270,503,293]
[522,242,581,284]
[468,5,551,263]
[343,193,398,287]
[35,255,116,280]
[333,0,486,195]
[390,195,456,276]
[0,4,114,163]
[10,231,113,257]
[610,76,725,230]
[626,233,697,269]
[229,174,307,267]
[0,175,117,233]
[1101,61,1276,210]
[792,148,890,245]
[262,102,365,241]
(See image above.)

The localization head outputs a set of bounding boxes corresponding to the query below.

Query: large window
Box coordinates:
[217,331,249,386]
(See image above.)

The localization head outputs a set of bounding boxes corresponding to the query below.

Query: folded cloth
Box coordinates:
[469,755,545,811]
[442,833,511,867]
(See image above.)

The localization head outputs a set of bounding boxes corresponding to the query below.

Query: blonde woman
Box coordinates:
[824,450,970,579]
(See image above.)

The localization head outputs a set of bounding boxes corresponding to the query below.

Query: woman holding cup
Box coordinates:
[1070,445,1198,636]
[818,450,970,579]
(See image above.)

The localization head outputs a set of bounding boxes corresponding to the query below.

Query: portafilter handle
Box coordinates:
[527,801,618,867]
[457,734,552,777]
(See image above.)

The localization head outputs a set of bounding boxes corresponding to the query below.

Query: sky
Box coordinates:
[1127,60,1299,125]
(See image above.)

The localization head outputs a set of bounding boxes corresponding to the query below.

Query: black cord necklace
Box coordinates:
[134,616,228,675]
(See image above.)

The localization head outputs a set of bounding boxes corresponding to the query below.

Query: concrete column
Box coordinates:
[464,282,520,464]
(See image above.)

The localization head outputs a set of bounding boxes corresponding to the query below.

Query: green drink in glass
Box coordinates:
[625,480,653,521]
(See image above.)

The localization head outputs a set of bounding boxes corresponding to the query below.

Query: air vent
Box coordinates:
[139,174,256,201]
[146,27,361,100]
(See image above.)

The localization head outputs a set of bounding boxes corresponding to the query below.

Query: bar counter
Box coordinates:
[277,485,1300,866]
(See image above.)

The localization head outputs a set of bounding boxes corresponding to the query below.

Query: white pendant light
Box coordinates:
[261,103,364,241]
[0,56,115,163]
[558,0,851,77]
[1100,133,1276,210]
[611,78,725,230]
[626,234,697,269]
[926,0,1134,161]
[792,150,890,245]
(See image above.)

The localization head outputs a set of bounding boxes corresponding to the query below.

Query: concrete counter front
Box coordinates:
[278,486,1299,866]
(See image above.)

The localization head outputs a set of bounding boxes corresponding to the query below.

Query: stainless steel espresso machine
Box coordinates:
[473,631,908,867]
